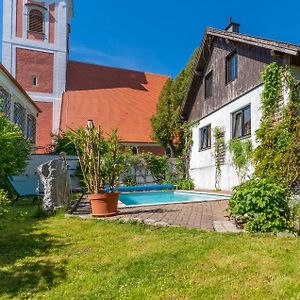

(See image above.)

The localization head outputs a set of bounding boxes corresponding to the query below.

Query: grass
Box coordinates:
[0,200,299,299]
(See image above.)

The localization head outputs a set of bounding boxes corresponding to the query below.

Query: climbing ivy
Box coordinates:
[253,62,300,191]
[213,127,225,190]
[228,138,252,183]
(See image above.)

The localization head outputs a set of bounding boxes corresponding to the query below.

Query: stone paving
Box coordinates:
[73,197,240,232]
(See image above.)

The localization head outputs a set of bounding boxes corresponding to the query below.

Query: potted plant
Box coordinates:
[70,121,127,217]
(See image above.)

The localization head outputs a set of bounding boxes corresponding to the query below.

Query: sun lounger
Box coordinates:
[7,175,42,202]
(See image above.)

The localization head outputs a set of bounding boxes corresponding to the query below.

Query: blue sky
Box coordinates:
[1,0,300,77]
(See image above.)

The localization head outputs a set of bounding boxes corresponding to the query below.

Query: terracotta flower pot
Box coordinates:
[88,192,119,217]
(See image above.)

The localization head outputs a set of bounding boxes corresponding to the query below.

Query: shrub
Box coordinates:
[52,130,77,155]
[0,189,10,228]
[0,113,31,188]
[229,178,292,233]
[164,179,195,190]
[228,138,252,183]
[142,153,168,184]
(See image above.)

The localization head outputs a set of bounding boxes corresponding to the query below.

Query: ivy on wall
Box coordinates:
[253,62,300,191]
[228,138,252,183]
[213,127,225,190]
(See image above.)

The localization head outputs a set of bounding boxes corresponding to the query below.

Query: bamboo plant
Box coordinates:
[69,123,129,194]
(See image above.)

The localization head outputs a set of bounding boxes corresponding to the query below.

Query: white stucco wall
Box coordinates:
[189,85,263,192]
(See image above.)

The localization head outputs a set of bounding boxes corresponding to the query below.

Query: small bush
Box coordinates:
[229,178,292,233]
[0,113,31,188]
[0,189,10,228]
[123,175,137,186]
[165,179,195,190]
[142,153,168,184]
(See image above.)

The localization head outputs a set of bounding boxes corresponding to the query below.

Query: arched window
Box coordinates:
[165,147,172,158]
[131,146,138,155]
[28,9,44,34]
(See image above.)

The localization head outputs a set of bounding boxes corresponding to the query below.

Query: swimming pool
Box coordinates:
[119,191,230,207]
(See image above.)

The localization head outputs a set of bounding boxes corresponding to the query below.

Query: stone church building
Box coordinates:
[2,0,168,154]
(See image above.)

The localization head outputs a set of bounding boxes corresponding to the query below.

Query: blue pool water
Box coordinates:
[119,191,230,206]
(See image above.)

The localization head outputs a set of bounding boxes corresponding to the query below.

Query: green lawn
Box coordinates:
[0,201,299,300]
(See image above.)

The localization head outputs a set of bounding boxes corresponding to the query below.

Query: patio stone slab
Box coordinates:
[71,197,239,232]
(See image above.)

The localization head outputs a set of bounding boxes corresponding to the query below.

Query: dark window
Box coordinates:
[28,9,44,33]
[226,51,238,83]
[0,87,11,117]
[205,71,212,99]
[32,76,38,86]
[232,105,251,138]
[165,147,172,158]
[27,114,36,143]
[199,124,211,150]
[13,103,26,134]
[131,146,138,155]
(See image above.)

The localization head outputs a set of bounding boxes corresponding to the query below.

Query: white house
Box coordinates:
[0,63,40,145]
[180,21,300,191]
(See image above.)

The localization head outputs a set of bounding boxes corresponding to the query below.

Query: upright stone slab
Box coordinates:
[37,154,71,215]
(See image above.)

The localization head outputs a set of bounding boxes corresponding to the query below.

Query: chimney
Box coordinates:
[225,17,240,33]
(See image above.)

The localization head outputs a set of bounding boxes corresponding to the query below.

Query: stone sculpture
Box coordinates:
[37,153,71,214]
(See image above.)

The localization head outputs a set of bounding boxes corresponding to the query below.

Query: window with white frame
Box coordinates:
[199,124,211,150]
[14,103,26,134]
[232,105,251,138]
[0,87,11,118]
[27,114,36,143]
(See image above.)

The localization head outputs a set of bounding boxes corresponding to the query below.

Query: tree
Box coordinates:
[0,113,31,188]
[151,49,198,157]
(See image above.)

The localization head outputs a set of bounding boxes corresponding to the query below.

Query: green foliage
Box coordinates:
[253,63,300,190]
[260,62,283,114]
[213,127,225,190]
[123,175,137,186]
[52,131,77,155]
[103,130,131,192]
[2,201,300,299]
[229,178,292,233]
[142,152,168,184]
[289,195,300,234]
[165,179,195,190]
[0,189,10,228]
[228,138,252,182]
[151,49,198,157]
[68,126,129,193]
[0,113,31,189]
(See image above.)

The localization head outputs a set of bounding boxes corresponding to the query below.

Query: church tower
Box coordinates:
[2,0,73,152]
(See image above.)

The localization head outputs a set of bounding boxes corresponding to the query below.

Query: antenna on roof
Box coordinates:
[225,17,240,33]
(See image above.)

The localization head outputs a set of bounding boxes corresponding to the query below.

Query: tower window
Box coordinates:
[32,76,38,86]
[28,9,44,34]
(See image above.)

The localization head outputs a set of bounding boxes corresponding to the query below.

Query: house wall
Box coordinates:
[188,37,282,122]
[189,85,263,191]
[0,66,39,146]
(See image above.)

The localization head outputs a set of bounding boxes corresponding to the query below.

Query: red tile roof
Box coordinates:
[60,61,169,143]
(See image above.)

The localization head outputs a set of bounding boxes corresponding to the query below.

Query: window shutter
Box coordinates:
[29,9,44,33]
